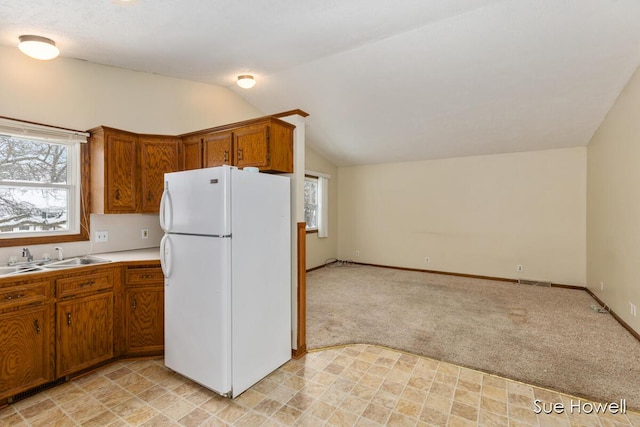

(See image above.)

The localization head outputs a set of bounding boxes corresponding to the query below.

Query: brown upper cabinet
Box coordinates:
[180,117,294,173]
[180,134,204,171]
[204,132,233,169]
[91,127,139,213]
[138,136,180,213]
[89,127,179,214]
[89,116,296,214]
[181,131,232,171]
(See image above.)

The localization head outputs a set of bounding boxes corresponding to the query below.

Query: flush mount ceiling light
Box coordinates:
[18,35,60,60]
[237,75,256,89]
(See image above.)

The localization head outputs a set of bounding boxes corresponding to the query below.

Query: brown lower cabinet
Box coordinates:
[0,278,54,400]
[124,265,164,355]
[0,261,164,403]
[0,305,54,398]
[56,292,114,377]
[55,269,116,378]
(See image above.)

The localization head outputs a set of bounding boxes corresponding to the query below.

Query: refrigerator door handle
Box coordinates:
[159,188,173,232]
[160,234,173,279]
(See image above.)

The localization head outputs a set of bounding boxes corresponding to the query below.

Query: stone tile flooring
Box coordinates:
[0,344,638,426]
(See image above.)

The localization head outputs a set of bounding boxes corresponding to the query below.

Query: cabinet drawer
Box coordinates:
[125,268,164,285]
[57,273,112,298]
[0,281,50,310]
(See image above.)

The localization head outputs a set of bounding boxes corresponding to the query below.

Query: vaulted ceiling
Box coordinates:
[2,0,640,166]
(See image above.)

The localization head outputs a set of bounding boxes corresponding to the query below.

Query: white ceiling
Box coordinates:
[2,0,640,166]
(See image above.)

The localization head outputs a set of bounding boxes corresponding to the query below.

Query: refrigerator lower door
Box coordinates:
[163,233,232,396]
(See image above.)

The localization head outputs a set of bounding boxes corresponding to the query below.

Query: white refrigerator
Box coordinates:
[159,165,291,398]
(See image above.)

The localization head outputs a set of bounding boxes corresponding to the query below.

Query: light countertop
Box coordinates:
[92,248,160,262]
[0,248,161,284]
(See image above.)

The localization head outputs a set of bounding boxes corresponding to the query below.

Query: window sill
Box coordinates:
[0,230,90,248]
[306,229,318,234]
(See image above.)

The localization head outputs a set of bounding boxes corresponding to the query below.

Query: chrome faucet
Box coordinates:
[22,247,33,262]
[54,247,64,261]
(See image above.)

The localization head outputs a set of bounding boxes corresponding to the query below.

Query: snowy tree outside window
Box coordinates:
[0,126,84,239]
[304,176,318,230]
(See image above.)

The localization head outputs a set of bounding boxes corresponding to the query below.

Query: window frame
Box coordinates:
[0,117,90,247]
[304,175,319,234]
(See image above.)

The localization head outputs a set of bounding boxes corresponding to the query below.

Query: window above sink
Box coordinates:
[0,117,90,248]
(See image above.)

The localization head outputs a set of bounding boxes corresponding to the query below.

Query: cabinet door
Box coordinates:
[56,292,114,377]
[106,131,138,213]
[125,287,164,354]
[181,135,203,171]
[0,305,53,400]
[140,136,180,213]
[234,124,270,169]
[203,132,232,167]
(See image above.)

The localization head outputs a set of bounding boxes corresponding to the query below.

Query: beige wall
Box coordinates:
[587,66,640,334]
[0,45,262,262]
[338,148,587,285]
[0,45,261,134]
[305,146,339,270]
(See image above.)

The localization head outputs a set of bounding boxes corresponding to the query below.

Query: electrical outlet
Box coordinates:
[355,250,360,257]
[600,281,604,291]
[516,264,524,272]
[631,302,637,317]
[141,228,149,239]
[95,230,109,243]
[424,256,430,264]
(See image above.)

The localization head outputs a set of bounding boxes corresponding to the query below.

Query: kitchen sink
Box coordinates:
[0,265,44,277]
[43,256,112,268]
[0,256,112,277]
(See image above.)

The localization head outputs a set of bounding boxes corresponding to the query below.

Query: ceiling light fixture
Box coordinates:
[18,35,60,60]
[237,75,256,89]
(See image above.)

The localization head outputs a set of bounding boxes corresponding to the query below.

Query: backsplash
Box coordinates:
[0,214,162,265]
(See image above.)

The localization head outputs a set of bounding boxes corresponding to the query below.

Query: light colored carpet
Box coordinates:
[307,264,640,410]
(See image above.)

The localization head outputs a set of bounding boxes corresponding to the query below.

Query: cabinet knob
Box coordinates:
[224,150,228,163]
[147,191,152,201]
[132,298,137,310]
[67,312,72,327]
[237,148,243,161]
[34,319,40,334]
[115,189,121,200]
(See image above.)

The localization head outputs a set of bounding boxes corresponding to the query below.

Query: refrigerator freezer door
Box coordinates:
[161,166,231,236]
[163,233,232,396]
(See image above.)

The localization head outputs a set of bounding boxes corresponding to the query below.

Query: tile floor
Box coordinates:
[0,344,637,426]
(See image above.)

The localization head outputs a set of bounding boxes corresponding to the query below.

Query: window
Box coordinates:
[0,117,90,246]
[304,176,319,231]
[304,171,329,237]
